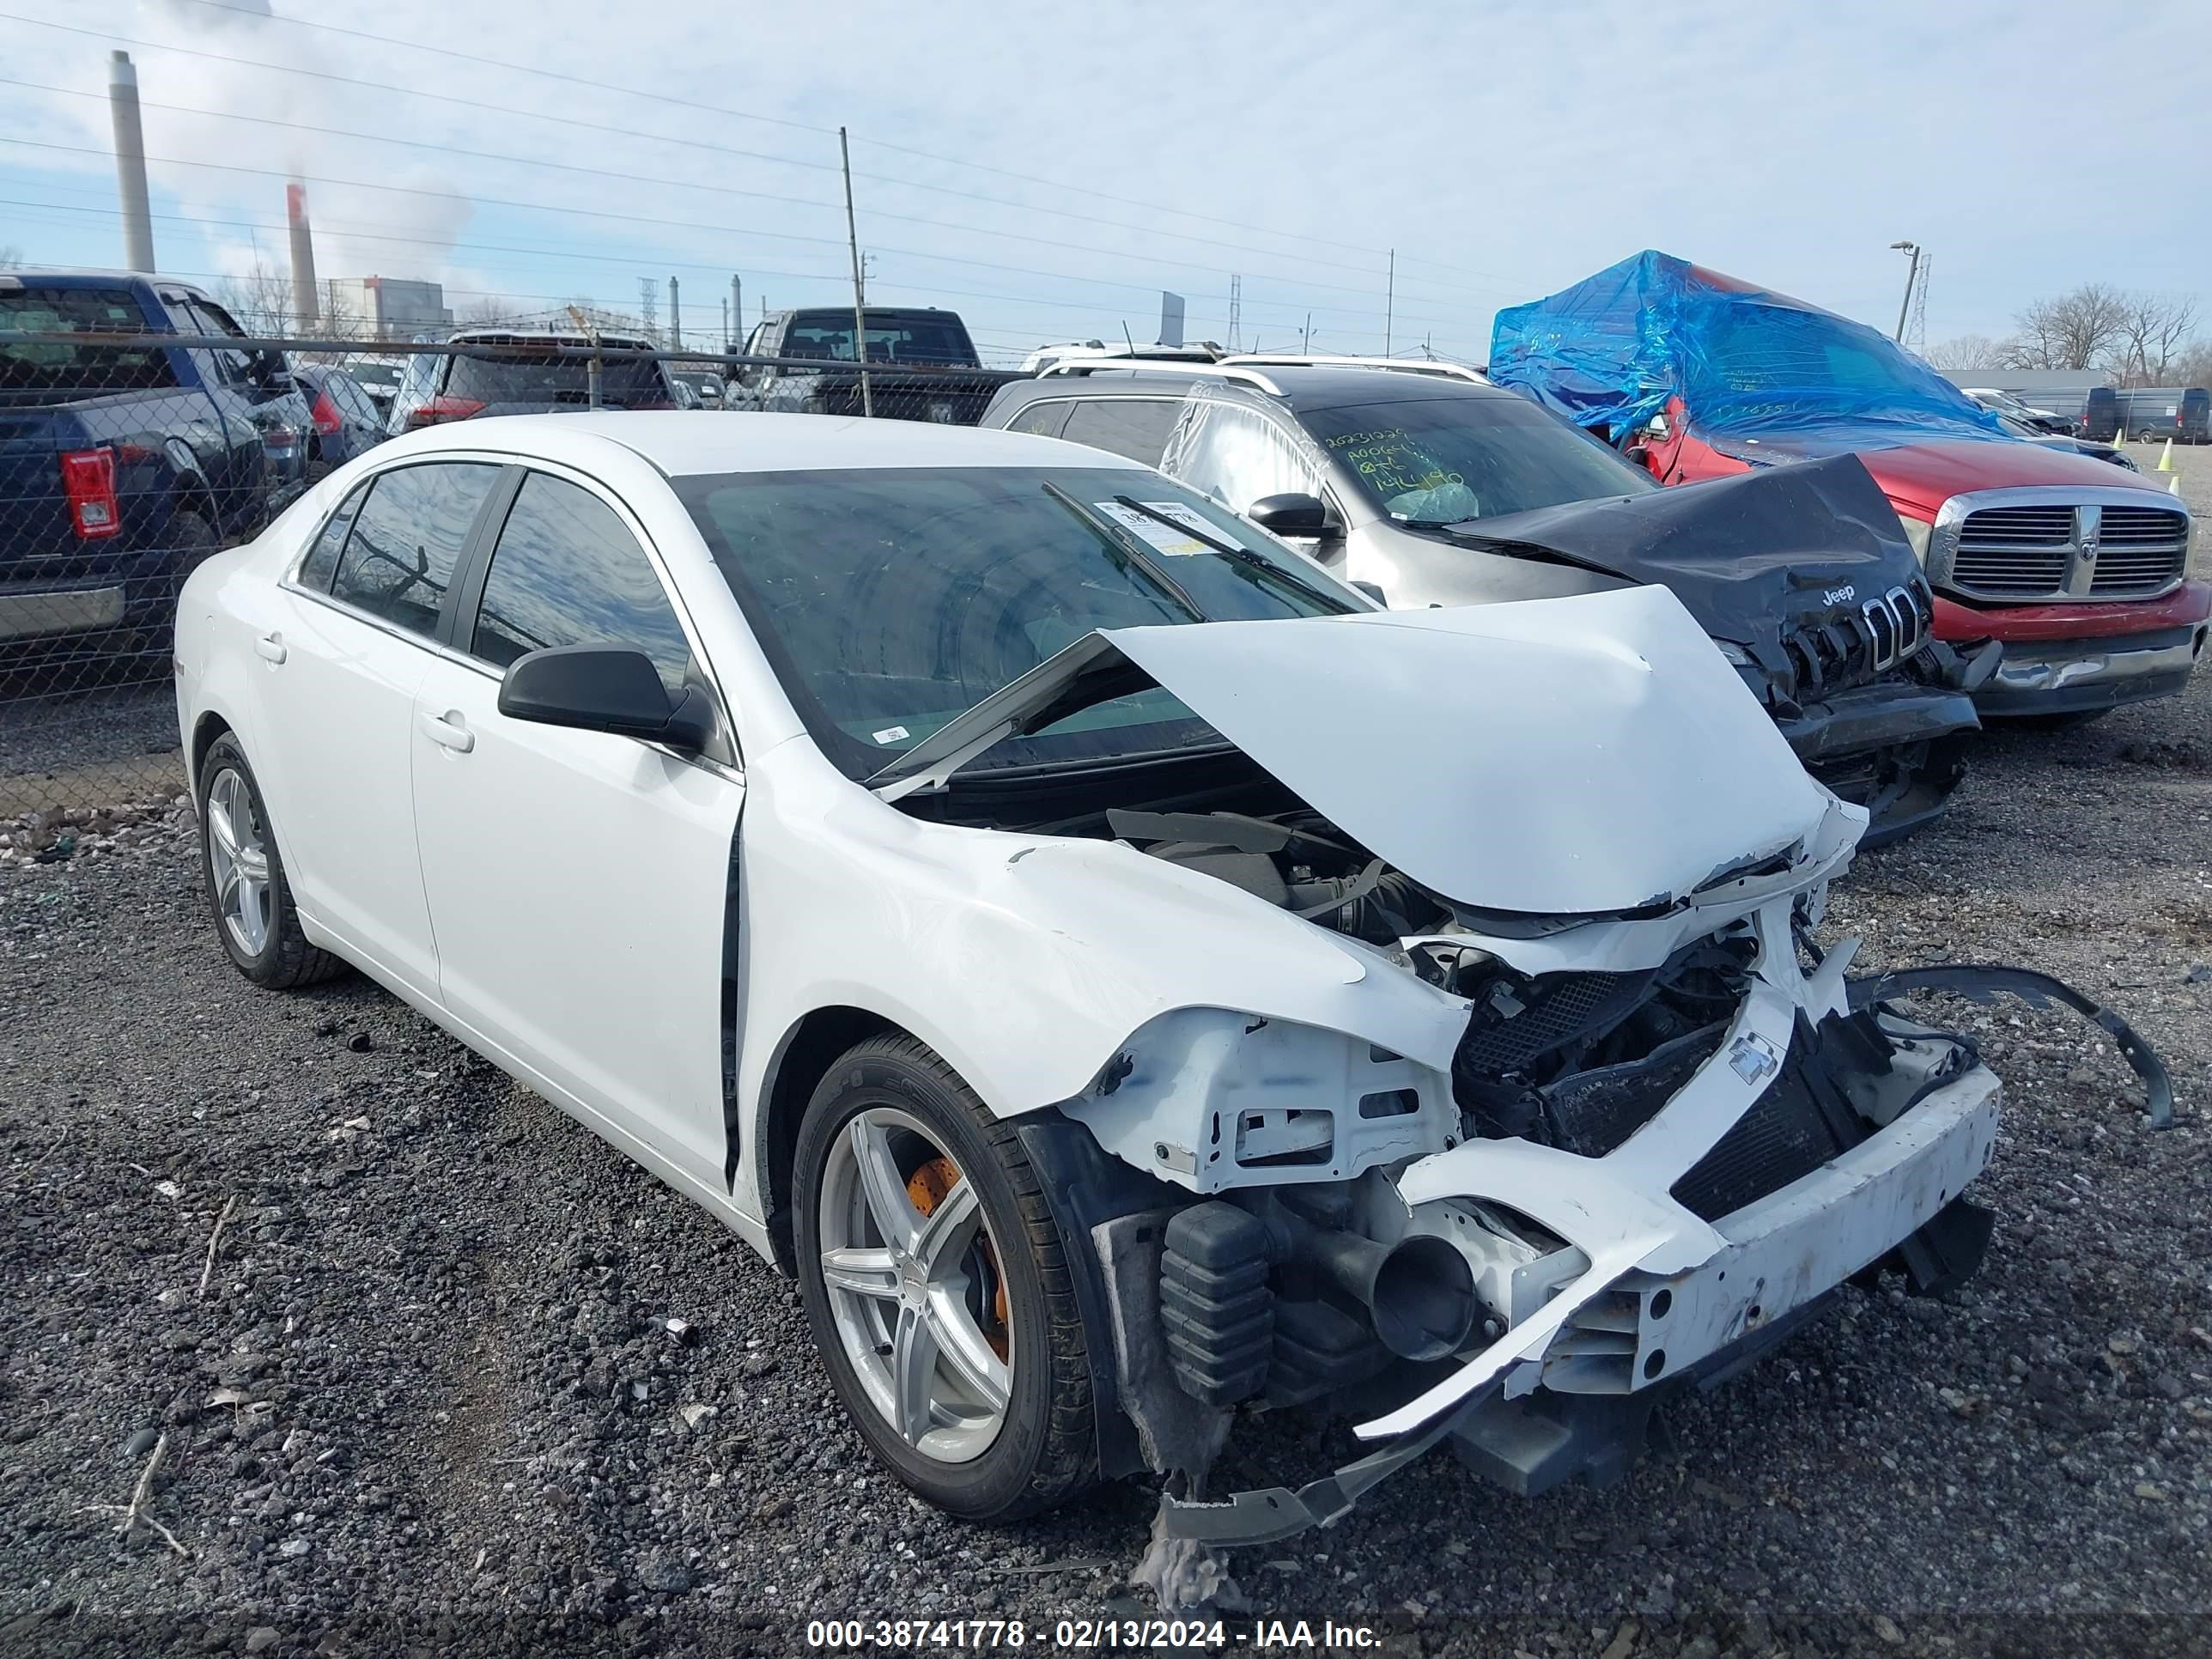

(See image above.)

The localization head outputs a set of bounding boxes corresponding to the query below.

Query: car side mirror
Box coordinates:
[1249,492,1334,539]
[497,645,713,750]
[1351,580,1388,605]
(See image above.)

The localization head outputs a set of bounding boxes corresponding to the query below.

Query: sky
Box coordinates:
[3,0,2206,365]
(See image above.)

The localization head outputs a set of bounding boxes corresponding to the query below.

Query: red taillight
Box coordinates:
[406,396,487,428]
[311,391,342,436]
[60,447,121,541]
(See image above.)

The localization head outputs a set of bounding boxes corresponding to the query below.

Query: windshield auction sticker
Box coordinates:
[1091,501,1214,556]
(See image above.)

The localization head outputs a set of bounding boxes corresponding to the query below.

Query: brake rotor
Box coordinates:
[908,1156,1009,1360]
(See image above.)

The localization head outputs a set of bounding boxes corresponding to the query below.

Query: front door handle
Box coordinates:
[254,632,287,664]
[420,711,475,753]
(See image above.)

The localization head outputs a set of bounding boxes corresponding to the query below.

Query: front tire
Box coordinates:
[793,1034,1097,1522]
[197,733,346,989]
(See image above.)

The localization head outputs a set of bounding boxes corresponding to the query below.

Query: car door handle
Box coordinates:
[420,711,475,753]
[254,632,287,664]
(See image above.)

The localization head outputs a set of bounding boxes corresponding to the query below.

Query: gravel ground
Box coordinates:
[2,447,2209,1658]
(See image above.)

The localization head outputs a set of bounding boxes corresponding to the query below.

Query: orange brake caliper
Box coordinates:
[908,1157,1009,1360]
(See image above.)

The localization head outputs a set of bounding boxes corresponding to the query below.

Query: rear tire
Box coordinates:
[197,733,347,989]
[793,1034,1097,1522]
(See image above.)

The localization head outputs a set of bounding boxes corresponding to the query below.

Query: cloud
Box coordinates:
[6,0,2203,357]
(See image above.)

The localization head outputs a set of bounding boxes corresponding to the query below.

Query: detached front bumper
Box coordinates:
[1161,1054,2002,1547]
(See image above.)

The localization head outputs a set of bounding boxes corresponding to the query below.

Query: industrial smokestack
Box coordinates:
[668,275,680,352]
[287,181,319,329]
[108,51,156,273]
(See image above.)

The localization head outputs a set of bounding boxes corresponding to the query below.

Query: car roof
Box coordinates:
[381,411,1154,477]
[446,329,653,348]
[998,364,1520,419]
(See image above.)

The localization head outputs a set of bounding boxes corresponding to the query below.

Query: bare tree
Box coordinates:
[0,245,21,270]
[2172,337,2212,391]
[2009,283,2130,370]
[453,295,529,330]
[216,264,296,336]
[1926,332,2013,372]
[2114,291,2200,386]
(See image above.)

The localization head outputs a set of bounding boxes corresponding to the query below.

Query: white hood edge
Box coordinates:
[878,586,1850,918]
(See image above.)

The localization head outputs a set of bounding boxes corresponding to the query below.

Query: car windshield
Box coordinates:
[443,348,668,408]
[781,313,973,366]
[1303,397,1656,525]
[678,465,1355,780]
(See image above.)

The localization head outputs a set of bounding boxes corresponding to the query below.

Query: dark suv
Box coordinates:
[982,362,1995,844]
[384,331,678,434]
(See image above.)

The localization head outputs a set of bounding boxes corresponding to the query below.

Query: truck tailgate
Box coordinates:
[0,410,76,568]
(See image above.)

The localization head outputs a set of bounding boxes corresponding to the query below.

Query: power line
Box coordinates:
[4,189,1492,353]
[115,0,1529,291]
[1,83,1501,320]
[0,135,1490,335]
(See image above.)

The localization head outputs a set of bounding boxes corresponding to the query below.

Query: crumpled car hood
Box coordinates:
[1426,454,1927,659]
[876,584,1841,917]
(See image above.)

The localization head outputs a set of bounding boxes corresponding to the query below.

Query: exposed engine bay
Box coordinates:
[888,596,2172,1563]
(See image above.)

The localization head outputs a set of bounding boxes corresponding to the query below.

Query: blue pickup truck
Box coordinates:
[0,271,310,661]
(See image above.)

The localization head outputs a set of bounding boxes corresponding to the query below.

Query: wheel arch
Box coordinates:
[187,709,235,799]
[753,1004,903,1273]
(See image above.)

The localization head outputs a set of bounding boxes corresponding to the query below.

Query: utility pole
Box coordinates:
[1889,240,1921,343]
[839,125,873,417]
[1384,249,1395,356]
[720,297,729,355]
[668,275,681,354]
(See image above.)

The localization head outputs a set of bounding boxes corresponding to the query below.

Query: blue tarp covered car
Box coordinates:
[1487,250,2009,451]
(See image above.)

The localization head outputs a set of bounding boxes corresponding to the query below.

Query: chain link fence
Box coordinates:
[0,319,1024,852]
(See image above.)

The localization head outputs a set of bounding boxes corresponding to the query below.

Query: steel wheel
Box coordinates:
[815,1106,1012,1464]
[204,764,272,957]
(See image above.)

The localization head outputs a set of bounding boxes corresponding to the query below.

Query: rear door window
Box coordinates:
[298,483,370,591]
[328,463,502,638]
[1060,398,1183,465]
[1003,401,1070,439]
[469,471,695,696]
[179,298,258,388]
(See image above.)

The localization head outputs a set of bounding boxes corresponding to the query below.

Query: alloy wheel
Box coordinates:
[815,1107,1012,1464]
[205,767,272,957]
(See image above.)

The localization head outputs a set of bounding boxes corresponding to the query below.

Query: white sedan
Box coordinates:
[176,412,2006,1540]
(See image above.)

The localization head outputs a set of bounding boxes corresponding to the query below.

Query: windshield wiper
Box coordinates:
[1041,481,1203,620]
[1109,495,1354,615]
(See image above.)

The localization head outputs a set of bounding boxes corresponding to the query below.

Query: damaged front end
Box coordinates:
[882,586,2165,1553]
[1431,454,1994,846]
[1058,834,2008,1543]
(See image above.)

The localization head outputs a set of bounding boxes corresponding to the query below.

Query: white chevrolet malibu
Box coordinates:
[175,412,2008,1541]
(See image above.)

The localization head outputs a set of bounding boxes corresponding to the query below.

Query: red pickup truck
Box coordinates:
[1492,253,2209,721]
